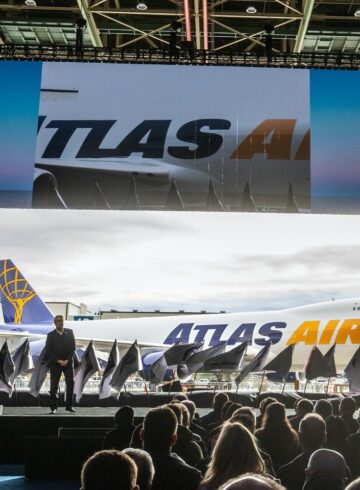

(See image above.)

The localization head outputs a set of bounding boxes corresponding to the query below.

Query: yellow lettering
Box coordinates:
[335,319,360,344]
[319,320,340,345]
[287,321,319,345]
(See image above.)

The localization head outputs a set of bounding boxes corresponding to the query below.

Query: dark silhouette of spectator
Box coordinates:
[199,422,266,490]
[303,448,349,490]
[330,398,341,416]
[200,392,229,430]
[168,402,203,467]
[80,450,138,490]
[325,415,348,456]
[183,400,206,441]
[278,413,326,490]
[315,399,333,420]
[123,448,154,490]
[103,406,136,450]
[289,399,314,431]
[340,397,359,436]
[344,413,360,478]
[255,402,299,471]
[256,397,277,428]
[229,408,275,477]
[224,403,243,421]
[172,394,188,402]
[218,473,285,489]
[141,405,201,490]
[131,424,143,449]
[346,477,360,489]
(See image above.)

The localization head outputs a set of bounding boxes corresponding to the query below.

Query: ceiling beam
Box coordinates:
[294,0,315,52]
[77,0,103,47]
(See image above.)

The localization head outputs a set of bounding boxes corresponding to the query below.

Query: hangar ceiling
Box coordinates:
[0,0,359,55]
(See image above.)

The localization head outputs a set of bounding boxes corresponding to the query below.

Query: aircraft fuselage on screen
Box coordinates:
[0,260,359,370]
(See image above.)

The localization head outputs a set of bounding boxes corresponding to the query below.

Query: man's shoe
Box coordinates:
[66,407,76,413]
[49,408,57,414]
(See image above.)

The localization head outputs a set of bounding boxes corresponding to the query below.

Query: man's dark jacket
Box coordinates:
[45,328,76,366]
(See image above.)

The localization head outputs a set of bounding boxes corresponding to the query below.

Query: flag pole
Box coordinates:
[325,376,331,395]
[304,380,308,394]
[281,378,286,394]
[259,371,266,394]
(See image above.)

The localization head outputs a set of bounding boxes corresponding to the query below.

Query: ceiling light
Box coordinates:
[246,5,257,14]
[136,1,148,10]
[25,0,37,5]
[355,9,360,17]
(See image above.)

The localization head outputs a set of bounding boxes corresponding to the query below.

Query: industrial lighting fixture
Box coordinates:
[25,0,37,5]
[355,9,360,17]
[246,6,257,14]
[136,1,148,10]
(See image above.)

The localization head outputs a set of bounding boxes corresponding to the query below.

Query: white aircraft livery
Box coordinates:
[0,260,359,372]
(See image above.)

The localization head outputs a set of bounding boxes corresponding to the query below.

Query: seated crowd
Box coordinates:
[80,393,360,490]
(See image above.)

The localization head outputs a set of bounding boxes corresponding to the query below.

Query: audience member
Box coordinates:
[325,415,348,456]
[340,397,359,435]
[256,397,277,428]
[123,448,154,490]
[131,423,143,449]
[168,402,203,467]
[314,399,333,420]
[141,405,201,490]
[289,399,314,431]
[345,415,360,478]
[330,398,341,416]
[218,473,285,489]
[200,392,229,429]
[183,400,206,441]
[80,450,138,490]
[303,448,348,490]
[103,406,136,451]
[278,413,326,490]
[172,394,189,402]
[255,402,299,471]
[199,422,266,490]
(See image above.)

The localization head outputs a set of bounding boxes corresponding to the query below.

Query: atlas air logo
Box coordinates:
[38,118,310,161]
[164,319,360,346]
[0,260,36,324]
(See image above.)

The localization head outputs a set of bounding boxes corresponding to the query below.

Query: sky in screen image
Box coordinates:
[1,210,360,314]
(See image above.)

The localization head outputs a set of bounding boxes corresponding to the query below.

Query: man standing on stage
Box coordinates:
[45,314,76,414]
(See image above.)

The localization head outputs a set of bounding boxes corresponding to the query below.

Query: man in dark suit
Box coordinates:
[45,314,76,414]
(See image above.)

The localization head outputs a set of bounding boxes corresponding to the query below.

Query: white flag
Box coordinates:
[99,339,119,399]
[110,340,141,397]
[73,340,100,403]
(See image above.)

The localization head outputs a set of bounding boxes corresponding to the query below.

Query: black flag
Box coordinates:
[344,346,360,392]
[304,346,331,381]
[203,342,247,371]
[324,345,337,378]
[164,343,202,366]
[0,341,15,395]
[235,343,271,386]
[263,344,295,382]
[110,340,141,397]
[150,354,168,384]
[186,342,227,373]
[99,339,119,399]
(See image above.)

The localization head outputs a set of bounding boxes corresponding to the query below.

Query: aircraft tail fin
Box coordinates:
[0,260,54,325]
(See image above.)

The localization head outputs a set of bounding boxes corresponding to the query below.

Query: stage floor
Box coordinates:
[0,406,211,417]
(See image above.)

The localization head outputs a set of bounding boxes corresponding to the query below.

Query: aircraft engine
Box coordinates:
[140,351,174,382]
[33,168,67,209]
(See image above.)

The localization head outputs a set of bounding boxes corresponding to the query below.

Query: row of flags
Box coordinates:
[2,338,360,399]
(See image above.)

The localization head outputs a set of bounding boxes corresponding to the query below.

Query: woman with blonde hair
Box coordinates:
[198,422,266,490]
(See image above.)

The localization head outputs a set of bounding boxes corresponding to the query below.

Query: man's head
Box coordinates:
[304,448,348,490]
[141,405,177,451]
[340,397,357,417]
[299,414,326,452]
[297,399,314,417]
[123,449,154,490]
[345,477,360,489]
[115,406,134,427]
[218,473,285,489]
[182,400,196,422]
[214,392,229,412]
[259,397,277,416]
[81,450,138,490]
[315,399,333,420]
[54,315,64,331]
